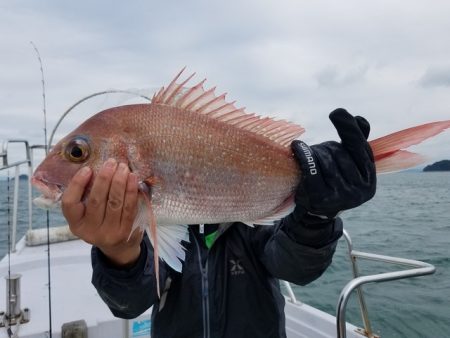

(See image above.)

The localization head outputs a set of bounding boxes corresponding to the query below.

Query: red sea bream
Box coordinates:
[31,69,450,294]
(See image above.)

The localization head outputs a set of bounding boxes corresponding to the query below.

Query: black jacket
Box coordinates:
[91,209,343,338]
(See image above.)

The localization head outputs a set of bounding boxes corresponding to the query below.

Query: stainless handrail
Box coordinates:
[283,280,299,304]
[337,230,436,338]
[0,140,34,252]
[342,230,373,336]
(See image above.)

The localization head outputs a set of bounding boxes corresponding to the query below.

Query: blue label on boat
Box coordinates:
[132,319,151,337]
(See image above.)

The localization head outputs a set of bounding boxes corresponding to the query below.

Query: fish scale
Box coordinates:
[129,105,301,225]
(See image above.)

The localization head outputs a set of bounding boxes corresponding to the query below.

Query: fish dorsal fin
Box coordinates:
[152,68,305,147]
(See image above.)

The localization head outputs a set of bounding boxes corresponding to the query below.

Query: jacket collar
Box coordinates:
[215,222,234,240]
[188,222,235,242]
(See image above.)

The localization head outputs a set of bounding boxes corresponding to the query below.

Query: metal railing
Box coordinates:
[283,280,299,305]
[282,230,436,338]
[0,140,34,252]
[336,230,436,338]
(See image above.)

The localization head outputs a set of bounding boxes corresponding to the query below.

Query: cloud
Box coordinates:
[315,63,369,87]
[419,66,450,88]
[1,0,450,166]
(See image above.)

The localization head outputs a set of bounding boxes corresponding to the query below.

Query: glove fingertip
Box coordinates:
[291,139,301,148]
[355,116,370,139]
[329,108,351,123]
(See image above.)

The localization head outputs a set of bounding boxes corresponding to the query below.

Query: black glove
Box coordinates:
[292,108,376,219]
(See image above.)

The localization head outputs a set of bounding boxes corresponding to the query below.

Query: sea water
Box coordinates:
[0,177,66,253]
[1,172,449,337]
[293,172,450,337]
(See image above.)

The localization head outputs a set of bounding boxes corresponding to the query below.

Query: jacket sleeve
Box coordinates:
[91,234,166,319]
[254,206,343,285]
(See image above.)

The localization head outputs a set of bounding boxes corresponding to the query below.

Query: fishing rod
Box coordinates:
[7,171,12,337]
[30,41,52,338]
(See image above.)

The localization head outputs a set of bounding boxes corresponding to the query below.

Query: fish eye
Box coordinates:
[64,137,90,163]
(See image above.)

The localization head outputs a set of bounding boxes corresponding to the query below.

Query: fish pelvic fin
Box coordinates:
[139,192,161,298]
[152,68,305,147]
[132,190,189,297]
[244,195,295,226]
[370,120,450,173]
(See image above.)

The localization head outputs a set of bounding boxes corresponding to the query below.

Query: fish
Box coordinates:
[31,68,450,295]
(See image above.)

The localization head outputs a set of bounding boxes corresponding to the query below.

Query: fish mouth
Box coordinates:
[31,175,64,209]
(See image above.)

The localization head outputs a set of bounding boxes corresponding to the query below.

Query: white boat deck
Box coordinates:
[0,229,364,338]
[0,233,151,338]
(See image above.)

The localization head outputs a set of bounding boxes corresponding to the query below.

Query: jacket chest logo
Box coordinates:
[229,259,245,276]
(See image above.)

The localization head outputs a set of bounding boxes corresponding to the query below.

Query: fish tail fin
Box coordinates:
[369,120,450,173]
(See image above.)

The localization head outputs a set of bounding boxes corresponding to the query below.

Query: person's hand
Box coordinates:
[292,108,376,218]
[61,158,143,268]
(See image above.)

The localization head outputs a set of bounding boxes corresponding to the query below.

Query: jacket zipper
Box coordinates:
[193,229,210,338]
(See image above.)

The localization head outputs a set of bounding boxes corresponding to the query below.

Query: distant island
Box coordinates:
[423,160,450,172]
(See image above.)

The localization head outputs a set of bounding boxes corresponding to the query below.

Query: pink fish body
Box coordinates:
[32,69,450,286]
[32,75,304,226]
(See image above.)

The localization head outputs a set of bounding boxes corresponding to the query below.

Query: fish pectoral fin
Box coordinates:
[137,176,159,198]
[138,176,165,205]
[144,176,159,187]
[244,195,296,226]
[130,196,149,234]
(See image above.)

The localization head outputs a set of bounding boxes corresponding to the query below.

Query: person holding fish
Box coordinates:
[63,108,375,338]
[32,71,449,338]
[62,105,376,338]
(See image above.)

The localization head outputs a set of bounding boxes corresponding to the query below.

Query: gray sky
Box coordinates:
[1,0,450,169]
